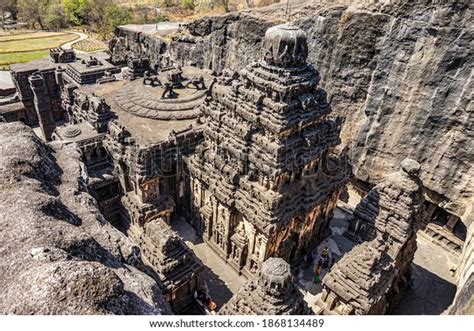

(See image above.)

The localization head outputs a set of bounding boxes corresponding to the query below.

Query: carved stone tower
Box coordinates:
[132,219,203,313]
[28,73,56,141]
[219,257,311,314]
[187,23,348,277]
[316,158,426,314]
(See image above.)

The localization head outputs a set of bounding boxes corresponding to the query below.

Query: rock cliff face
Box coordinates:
[111,1,473,221]
[109,25,169,66]
[0,123,172,315]
[169,13,273,73]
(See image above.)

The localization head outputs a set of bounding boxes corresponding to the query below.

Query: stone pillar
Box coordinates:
[190,178,196,213]
[22,100,39,125]
[246,225,256,260]
[222,206,231,256]
[28,73,55,141]
[426,202,438,220]
[445,215,459,232]
[422,202,438,228]
[260,235,269,262]
[55,66,65,90]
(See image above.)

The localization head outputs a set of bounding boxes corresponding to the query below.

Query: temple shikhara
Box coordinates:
[219,257,311,315]
[187,23,348,277]
[0,3,471,316]
[316,159,425,314]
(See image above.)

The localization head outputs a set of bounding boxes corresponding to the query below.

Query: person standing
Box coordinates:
[313,264,322,283]
[322,247,329,258]
[322,247,330,270]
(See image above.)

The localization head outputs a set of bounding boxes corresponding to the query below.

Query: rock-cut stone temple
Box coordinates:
[186,23,348,277]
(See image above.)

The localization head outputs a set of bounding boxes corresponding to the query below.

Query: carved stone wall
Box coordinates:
[130,219,203,313]
[10,65,63,125]
[187,23,348,275]
[448,208,474,314]
[62,86,113,133]
[316,158,425,315]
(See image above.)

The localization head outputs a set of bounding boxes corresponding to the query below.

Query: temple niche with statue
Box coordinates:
[186,23,348,277]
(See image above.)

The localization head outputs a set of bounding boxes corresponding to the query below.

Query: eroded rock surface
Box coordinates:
[0,122,171,314]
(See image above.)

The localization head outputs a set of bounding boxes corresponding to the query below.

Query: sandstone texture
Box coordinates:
[0,122,171,314]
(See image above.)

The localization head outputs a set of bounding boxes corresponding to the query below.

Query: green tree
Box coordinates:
[87,0,131,39]
[63,0,89,25]
[0,0,19,22]
[182,0,196,10]
[18,0,50,29]
[44,2,69,30]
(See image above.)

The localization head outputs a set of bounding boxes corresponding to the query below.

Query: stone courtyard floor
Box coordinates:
[294,204,459,315]
[392,233,458,314]
[173,205,458,315]
[172,217,247,313]
[294,207,357,312]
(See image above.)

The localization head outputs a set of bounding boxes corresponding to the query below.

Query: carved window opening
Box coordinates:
[424,200,466,242]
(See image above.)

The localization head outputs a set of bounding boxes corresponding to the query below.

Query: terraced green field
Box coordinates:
[0,31,71,42]
[0,32,78,70]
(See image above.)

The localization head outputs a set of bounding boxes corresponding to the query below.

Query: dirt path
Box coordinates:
[61,31,88,54]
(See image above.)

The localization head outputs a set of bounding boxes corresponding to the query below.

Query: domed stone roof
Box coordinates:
[257,257,292,296]
[263,23,308,67]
